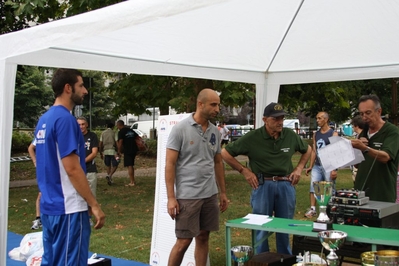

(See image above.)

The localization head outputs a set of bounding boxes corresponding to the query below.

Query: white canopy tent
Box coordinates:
[2,0,399,262]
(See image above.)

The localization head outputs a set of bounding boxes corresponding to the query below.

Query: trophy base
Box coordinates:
[312,220,333,232]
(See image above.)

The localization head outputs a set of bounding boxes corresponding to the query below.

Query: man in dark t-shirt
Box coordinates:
[117,120,138,187]
[77,117,99,197]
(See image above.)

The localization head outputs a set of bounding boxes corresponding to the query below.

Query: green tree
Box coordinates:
[279,78,399,127]
[1,0,27,34]
[280,81,365,124]
[214,81,255,124]
[108,74,254,121]
[14,66,53,127]
[80,70,119,128]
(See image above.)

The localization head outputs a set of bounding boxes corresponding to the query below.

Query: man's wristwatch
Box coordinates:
[363,147,370,154]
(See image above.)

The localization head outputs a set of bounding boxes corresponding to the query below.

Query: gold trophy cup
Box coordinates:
[312,181,334,232]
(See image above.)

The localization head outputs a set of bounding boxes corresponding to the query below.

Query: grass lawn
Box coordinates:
[8,153,354,265]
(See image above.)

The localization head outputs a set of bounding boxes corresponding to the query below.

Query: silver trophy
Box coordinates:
[312,181,333,231]
[318,230,347,266]
[231,245,253,266]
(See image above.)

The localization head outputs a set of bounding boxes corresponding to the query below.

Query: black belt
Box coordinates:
[264,176,291,182]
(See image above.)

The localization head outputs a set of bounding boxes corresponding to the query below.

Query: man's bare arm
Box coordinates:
[165,148,179,219]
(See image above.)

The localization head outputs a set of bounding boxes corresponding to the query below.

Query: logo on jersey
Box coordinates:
[36,123,46,144]
[85,138,91,150]
[209,133,216,146]
[316,138,327,149]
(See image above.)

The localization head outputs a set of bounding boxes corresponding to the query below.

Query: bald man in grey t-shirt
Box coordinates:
[165,88,228,266]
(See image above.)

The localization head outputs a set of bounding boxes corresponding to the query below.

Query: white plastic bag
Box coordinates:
[20,231,43,261]
[8,231,43,262]
[26,248,43,266]
[8,246,25,261]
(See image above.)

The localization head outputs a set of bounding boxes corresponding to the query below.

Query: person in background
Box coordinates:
[99,121,119,185]
[116,120,138,187]
[350,115,365,184]
[165,89,228,266]
[351,94,399,202]
[304,111,338,218]
[219,122,230,148]
[28,141,41,230]
[221,102,311,255]
[77,116,99,197]
[351,115,365,138]
[34,68,105,265]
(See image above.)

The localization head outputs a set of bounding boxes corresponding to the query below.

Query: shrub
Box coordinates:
[12,131,33,153]
[140,139,157,157]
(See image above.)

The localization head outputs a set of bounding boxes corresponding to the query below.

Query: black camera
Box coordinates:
[257,173,264,185]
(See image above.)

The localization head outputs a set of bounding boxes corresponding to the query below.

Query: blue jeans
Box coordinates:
[250,180,296,254]
[310,164,335,194]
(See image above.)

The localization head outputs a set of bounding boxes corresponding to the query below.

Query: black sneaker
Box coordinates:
[106,175,112,186]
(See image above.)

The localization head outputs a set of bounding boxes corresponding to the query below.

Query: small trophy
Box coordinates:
[231,245,253,266]
[318,230,347,266]
[312,181,333,232]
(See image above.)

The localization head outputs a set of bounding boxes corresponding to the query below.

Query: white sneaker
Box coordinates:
[304,208,317,218]
[31,219,42,230]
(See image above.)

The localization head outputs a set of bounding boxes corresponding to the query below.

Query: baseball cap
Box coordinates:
[263,102,287,117]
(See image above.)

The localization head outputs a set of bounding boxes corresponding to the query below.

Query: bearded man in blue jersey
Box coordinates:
[33,68,105,266]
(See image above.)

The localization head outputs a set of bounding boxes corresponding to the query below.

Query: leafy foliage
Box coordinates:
[80,70,118,127]
[14,66,53,127]
[280,79,396,124]
[108,74,255,122]
[11,131,33,152]
[1,0,26,34]
[107,74,176,117]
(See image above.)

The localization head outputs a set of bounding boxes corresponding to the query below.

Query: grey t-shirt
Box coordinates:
[166,113,221,199]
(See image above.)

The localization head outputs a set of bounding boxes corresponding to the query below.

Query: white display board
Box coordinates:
[149,113,197,266]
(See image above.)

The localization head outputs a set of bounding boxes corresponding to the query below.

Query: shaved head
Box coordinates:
[197,88,218,104]
[318,111,329,120]
[195,88,220,122]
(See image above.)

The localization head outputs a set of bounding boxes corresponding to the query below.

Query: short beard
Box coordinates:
[71,86,84,105]
[71,93,83,105]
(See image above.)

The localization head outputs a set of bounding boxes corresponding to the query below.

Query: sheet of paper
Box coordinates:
[318,137,358,173]
[241,214,272,225]
[328,136,365,168]
[243,214,269,219]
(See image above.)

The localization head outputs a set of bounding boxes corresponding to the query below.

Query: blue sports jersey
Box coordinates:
[34,105,88,215]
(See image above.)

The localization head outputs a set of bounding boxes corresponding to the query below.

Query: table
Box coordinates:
[225,217,399,266]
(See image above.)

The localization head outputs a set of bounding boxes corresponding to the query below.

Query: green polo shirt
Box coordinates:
[354,122,399,202]
[225,126,309,176]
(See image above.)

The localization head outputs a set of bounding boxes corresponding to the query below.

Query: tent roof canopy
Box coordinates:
[2,0,399,85]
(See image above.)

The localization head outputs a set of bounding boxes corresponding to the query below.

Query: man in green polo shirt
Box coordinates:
[351,94,399,202]
[221,102,311,255]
